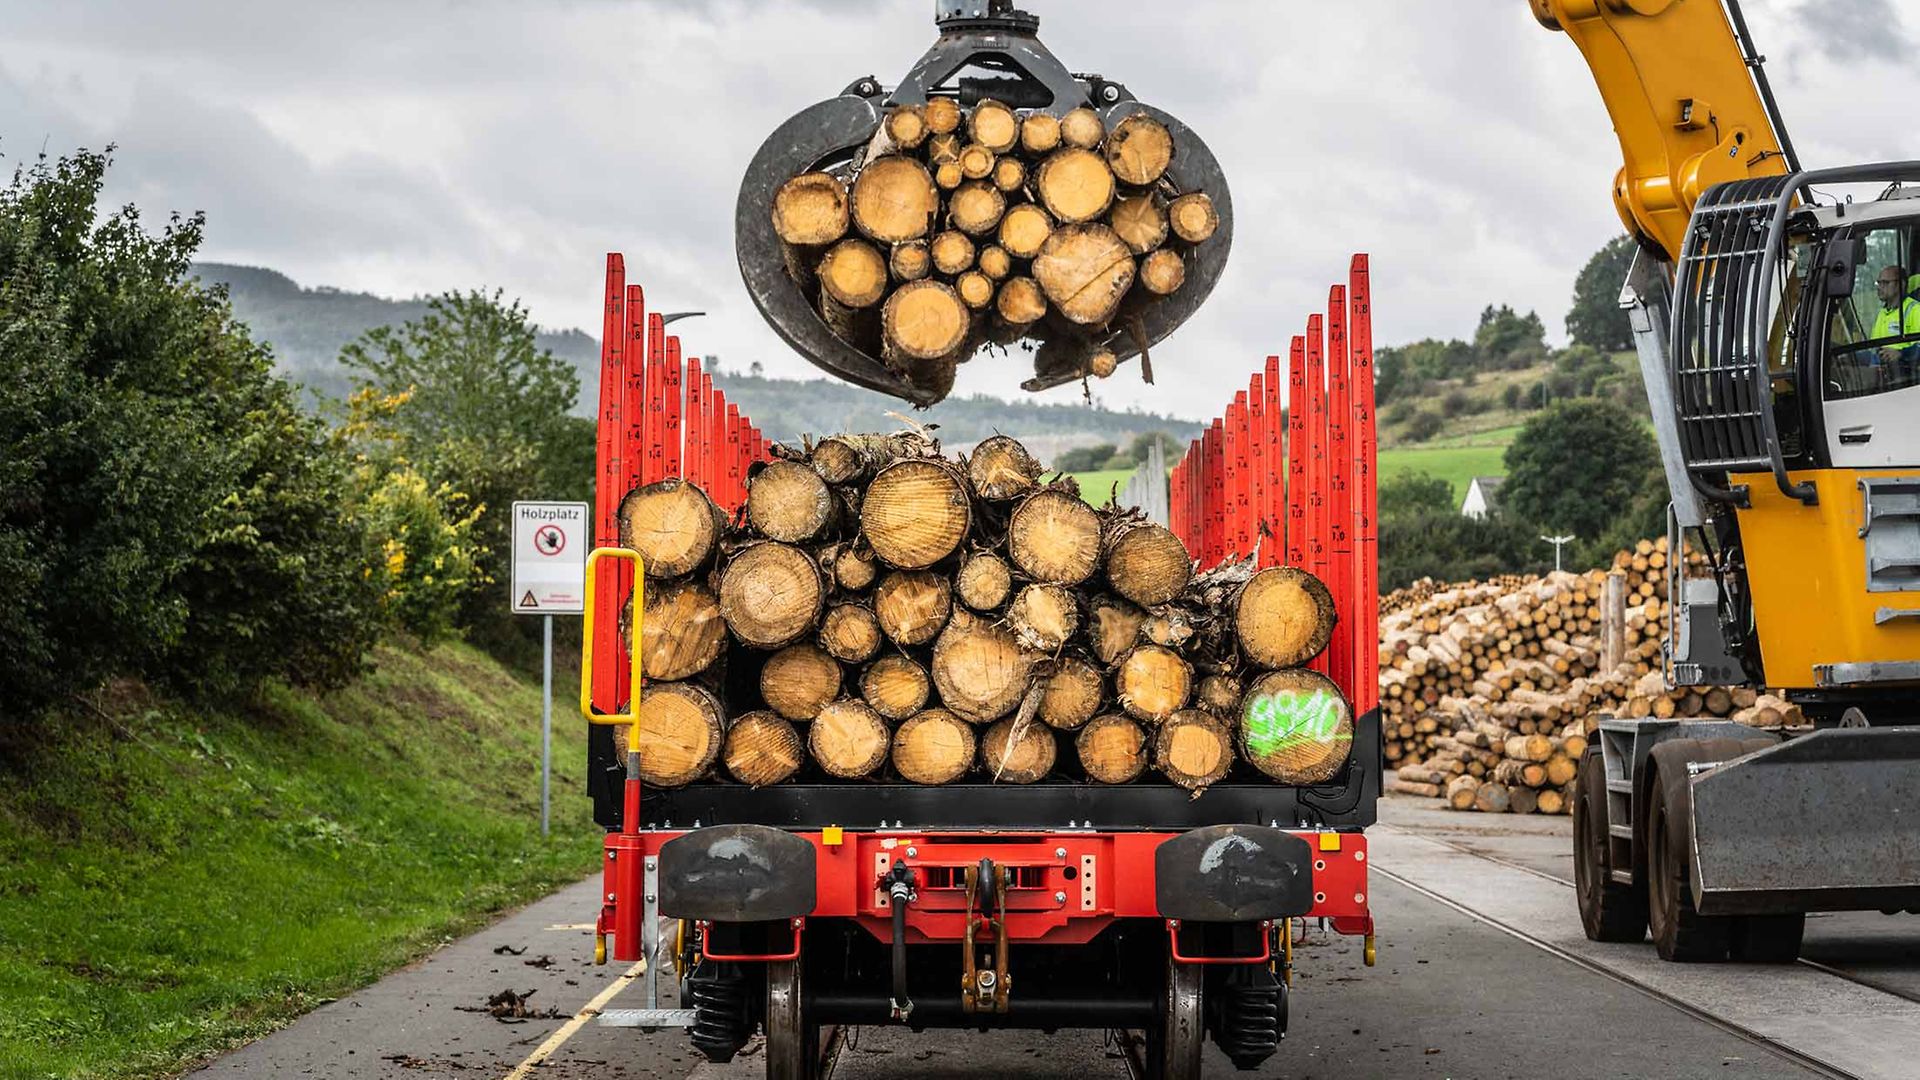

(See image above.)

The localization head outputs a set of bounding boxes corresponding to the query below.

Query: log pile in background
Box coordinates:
[616,432,1350,791]
[1381,535,1805,815]
[771,102,1222,404]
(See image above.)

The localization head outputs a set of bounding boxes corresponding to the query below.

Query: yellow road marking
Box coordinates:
[544,923,597,931]
[501,960,645,1080]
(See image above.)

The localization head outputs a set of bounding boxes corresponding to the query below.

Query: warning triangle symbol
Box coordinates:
[520,591,539,609]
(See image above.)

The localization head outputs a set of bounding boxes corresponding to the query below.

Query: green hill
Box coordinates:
[0,642,599,1080]
[192,262,1202,455]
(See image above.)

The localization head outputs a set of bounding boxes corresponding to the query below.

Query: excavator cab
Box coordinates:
[732,0,1234,404]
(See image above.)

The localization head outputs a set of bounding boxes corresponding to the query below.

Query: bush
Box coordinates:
[1440,389,1472,418]
[1383,401,1416,426]
[1403,408,1446,442]
[1379,471,1455,517]
[1380,510,1543,589]
[1502,383,1524,410]
[1101,451,1137,471]
[0,150,380,715]
[1055,443,1117,472]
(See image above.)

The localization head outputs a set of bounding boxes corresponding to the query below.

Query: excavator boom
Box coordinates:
[1531,0,1796,263]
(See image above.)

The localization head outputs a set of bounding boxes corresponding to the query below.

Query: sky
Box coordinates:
[1,0,1913,420]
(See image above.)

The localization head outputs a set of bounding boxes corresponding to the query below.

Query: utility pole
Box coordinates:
[1541,533,1575,573]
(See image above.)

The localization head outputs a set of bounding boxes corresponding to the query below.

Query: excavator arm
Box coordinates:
[1530,0,1797,263]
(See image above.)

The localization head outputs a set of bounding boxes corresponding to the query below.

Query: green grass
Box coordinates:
[1065,468,1138,506]
[0,641,601,1080]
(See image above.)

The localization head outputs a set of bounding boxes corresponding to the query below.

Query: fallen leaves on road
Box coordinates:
[491,944,528,956]
[522,954,556,969]
[455,987,564,1023]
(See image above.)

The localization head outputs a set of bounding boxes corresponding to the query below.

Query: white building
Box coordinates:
[1461,475,1505,520]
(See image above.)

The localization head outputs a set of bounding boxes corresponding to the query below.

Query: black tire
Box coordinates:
[1729,913,1805,964]
[1573,745,1648,943]
[1646,764,1731,962]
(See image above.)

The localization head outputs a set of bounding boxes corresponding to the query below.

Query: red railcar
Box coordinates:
[581,255,1380,1080]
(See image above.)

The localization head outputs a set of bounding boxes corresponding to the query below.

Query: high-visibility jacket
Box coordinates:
[1873,297,1920,343]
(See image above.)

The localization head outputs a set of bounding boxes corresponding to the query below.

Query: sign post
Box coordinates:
[512,501,589,837]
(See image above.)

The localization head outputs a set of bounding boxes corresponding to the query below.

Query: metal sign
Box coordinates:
[511,501,589,614]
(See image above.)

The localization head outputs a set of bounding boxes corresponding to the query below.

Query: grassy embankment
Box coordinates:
[0,642,600,1080]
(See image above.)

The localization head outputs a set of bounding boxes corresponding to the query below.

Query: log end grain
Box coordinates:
[982,718,1057,784]
[851,155,939,243]
[1033,223,1135,325]
[771,172,850,247]
[809,699,892,779]
[1009,582,1081,652]
[892,708,977,785]
[760,642,842,721]
[638,578,727,682]
[631,681,725,788]
[1155,709,1234,790]
[1236,567,1338,669]
[719,541,826,649]
[1168,192,1219,244]
[872,568,953,647]
[1115,644,1193,724]
[1106,523,1193,607]
[1105,114,1174,186]
[618,478,722,579]
[821,602,884,664]
[1009,489,1102,585]
[724,711,804,787]
[1038,655,1104,731]
[1076,713,1148,784]
[932,609,1034,723]
[955,551,1014,611]
[861,654,932,721]
[746,459,836,542]
[861,459,972,569]
[967,434,1044,501]
[1238,669,1353,785]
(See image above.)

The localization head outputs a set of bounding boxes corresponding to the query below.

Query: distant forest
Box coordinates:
[193,262,1199,449]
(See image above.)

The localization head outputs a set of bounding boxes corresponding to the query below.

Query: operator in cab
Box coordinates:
[1873,265,1920,367]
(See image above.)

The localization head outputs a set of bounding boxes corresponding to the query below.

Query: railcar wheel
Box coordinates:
[1145,952,1205,1080]
[1573,745,1648,942]
[765,959,819,1080]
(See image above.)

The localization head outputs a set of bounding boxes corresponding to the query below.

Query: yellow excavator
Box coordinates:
[1536,0,1920,962]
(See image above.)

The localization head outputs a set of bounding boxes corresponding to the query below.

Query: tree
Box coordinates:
[340,290,587,635]
[0,149,379,715]
[1127,430,1181,464]
[1474,305,1549,369]
[1501,399,1660,538]
[1380,510,1543,589]
[1378,471,1456,517]
[1566,235,1637,351]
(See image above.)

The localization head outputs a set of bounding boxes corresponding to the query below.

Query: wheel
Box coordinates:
[1573,746,1648,943]
[1146,952,1204,1080]
[1729,914,1805,964]
[1646,765,1731,962]
[764,958,819,1080]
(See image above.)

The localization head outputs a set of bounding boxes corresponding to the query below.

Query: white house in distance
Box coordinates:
[1461,475,1505,520]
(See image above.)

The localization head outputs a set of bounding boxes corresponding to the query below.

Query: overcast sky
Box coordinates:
[1,0,1912,420]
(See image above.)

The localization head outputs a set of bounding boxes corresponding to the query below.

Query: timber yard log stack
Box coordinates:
[613,432,1351,791]
[771,101,1221,400]
[1382,536,1805,815]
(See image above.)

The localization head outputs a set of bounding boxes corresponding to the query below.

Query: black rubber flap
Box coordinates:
[659,824,817,921]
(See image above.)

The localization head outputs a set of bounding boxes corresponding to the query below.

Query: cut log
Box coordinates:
[1536,787,1568,815]
[1238,669,1353,784]
[1009,582,1080,651]
[968,435,1044,501]
[809,699,891,779]
[631,681,725,788]
[890,239,931,283]
[892,708,977,785]
[949,181,1007,237]
[977,244,1013,280]
[719,541,825,649]
[880,280,970,365]
[935,162,964,190]
[851,155,939,243]
[1009,488,1103,585]
[861,654,932,720]
[1034,148,1116,225]
[1155,709,1235,790]
[1038,655,1104,731]
[1104,114,1174,186]
[932,608,1034,723]
[924,95,961,135]
[1544,752,1578,787]
[827,542,879,592]
[991,156,1026,194]
[821,602,884,663]
[1473,781,1513,814]
[1509,785,1541,815]
[861,458,971,569]
[995,276,1048,325]
[958,143,996,181]
[955,551,1014,612]
[1087,595,1147,666]
[1077,713,1148,783]
[1109,193,1168,255]
[760,643,843,721]
[872,569,953,647]
[1060,106,1105,150]
[1235,567,1338,669]
[930,230,976,276]
[1446,774,1481,811]
[982,717,1057,784]
[955,271,995,310]
[1115,644,1192,723]
[818,237,888,308]
[1020,111,1062,154]
[1196,673,1243,716]
[968,98,1019,153]
[1033,224,1135,325]
[723,711,804,787]
[884,104,929,150]
[1167,192,1219,244]
[618,478,723,579]
[809,432,933,486]
[771,172,850,247]
[928,132,962,166]
[997,203,1054,259]
[747,459,836,543]
[1137,249,1186,296]
[1088,349,1118,378]
[638,577,727,681]
[1105,522,1193,607]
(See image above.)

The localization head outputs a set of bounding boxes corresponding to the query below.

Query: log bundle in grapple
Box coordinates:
[614,432,1349,791]
[770,106,1220,404]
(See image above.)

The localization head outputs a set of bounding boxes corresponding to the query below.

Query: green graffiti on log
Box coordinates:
[1243,688,1347,758]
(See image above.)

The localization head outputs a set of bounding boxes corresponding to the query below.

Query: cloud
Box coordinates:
[1792,0,1911,62]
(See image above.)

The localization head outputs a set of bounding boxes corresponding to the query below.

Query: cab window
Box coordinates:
[1826,224,1920,400]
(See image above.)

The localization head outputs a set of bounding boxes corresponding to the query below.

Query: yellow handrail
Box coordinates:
[580,547,644,749]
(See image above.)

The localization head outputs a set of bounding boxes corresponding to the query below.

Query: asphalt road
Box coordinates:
[191,797,1920,1079]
